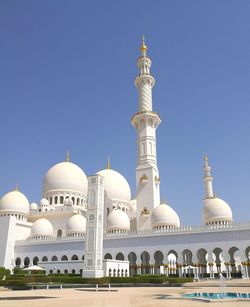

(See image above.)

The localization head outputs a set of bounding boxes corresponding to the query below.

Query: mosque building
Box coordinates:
[0,38,250,279]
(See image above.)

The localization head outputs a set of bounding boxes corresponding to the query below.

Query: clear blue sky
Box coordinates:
[0,0,249,225]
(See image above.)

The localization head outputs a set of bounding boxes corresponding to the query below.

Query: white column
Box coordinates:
[82,175,104,278]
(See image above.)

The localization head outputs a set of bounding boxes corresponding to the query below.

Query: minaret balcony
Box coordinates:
[140,174,149,184]
[141,207,150,216]
[154,176,160,185]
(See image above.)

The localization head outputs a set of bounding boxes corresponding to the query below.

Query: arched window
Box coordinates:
[55,196,58,204]
[15,257,21,268]
[24,257,30,267]
[61,255,68,261]
[33,257,39,265]
[57,269,61,274]
[71,255,78,261]
[72,269,76,274]
[50,197,52,205]
[116,252,125,261]
[64,269,68,274]
[72,197,75,205]
[60,196,64,204]
[104,253,112,260]
[57,229,62,238]
[49,269,53,274]
[77,198,80,206]
[42,256,48,262]
[51,255,58,261]
[82,255,85,260]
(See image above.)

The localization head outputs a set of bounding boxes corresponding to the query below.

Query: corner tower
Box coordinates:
[131,37,161,230]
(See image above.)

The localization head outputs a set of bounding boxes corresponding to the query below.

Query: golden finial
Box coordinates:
[66,150,70,162]
[140,35,147,55]
[106,157,111,170]
[15,184,19,191]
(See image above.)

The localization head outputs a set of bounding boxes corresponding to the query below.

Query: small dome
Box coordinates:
[40,198,49,207]
[0,190,30,215]
[203,197,233,225]
[151,203,180,229]
[107,209,130,232]
[30,202,38,210]
[66,214,86,235]
[43,161,88,195]
[31,218,53,238]
[97,169,131,203]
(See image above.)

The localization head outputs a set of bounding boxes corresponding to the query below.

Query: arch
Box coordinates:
[77,198,80,206]
[42,256,48,262]
[113,269,116,277]
[229,246,240,275]
[15,257,21,268]
[167,251,177,276]
[71,269,76,274]
[104,253,112,260]
[57,229,62,238]
[245,246,250,260]
[116,252,125,261]
[141,251,150,274]
[71,255,78,261]
[60,196,64,204]
[24,257,30,267]
[213,247,223,274]
[72,197,75,205]
[182,249,193,266]
[128,252,137,276]
[82,255,85,260]
[64,269,68,274]
[61,255,68,261]
[57,269,61,274]
[55,196,58,204]
[109,268,112,277]
[80,269,83,275]
[51,255,58,261]
[107,207,110,216]
[49,269,53,274]
[33,256,39,265]
[154,250,164,274]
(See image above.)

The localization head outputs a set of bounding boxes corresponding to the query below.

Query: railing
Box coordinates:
[15,221,250,245]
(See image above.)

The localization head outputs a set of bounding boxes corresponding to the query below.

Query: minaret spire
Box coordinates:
[131,38,161,230]
[203,154,214,199]
[106,157,111,170]
[140,35,147,56]
[66,150,70,162]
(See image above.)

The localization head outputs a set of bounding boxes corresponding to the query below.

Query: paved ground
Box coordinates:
[1,283,250,306]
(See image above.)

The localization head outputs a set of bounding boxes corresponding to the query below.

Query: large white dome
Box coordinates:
[151,203,180,229]
[203,197,233,225]
[31,218,53,238]
[97,169,131,203]
[107,209,130,232]
[66,214,86,235]
[43,161,88,195]
[0,190,30,215]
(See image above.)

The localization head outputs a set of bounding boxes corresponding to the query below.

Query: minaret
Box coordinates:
[131,37,161,230]
[203,154,214,199]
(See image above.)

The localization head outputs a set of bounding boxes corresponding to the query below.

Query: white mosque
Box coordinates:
[0,38,250,279]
